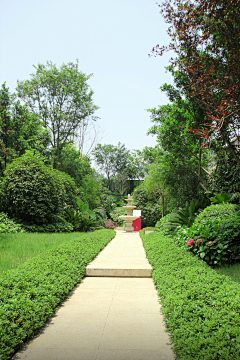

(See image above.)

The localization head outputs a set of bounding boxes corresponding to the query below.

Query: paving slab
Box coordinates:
[86,232,152,277]
[13,232,175,360]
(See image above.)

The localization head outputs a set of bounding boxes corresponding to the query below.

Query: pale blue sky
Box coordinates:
[0,0,173,152]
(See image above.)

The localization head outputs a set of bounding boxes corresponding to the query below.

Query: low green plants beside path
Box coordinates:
[140,231,240,360]
[0,229,115,360]
[0,232,85,274]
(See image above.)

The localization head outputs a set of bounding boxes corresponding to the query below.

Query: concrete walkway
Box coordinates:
[13,232,175,360]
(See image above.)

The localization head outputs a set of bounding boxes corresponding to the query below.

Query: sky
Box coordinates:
[0,0,173,153]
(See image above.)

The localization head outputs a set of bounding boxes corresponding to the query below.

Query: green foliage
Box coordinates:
[63,199,100,232]
[194,203,239,224]
[57,144,93,187]
[0,83,50,175]
[0,151,77,225]
[210,193,231,204]
[109,207,127,226]
[211,149,240,195]
[0,232,80,274]
[17,61,98,169]
[93,142,130,190]
[162,198,210,231]
[132,183,162,227]
[0,229,115,360]
[155,213,175,236]
[93,207,106,223]
[140,231,240,359]
[0,213,24,233]
[175,204,240,266]
[19,217,73,233]
[78,174,102,210]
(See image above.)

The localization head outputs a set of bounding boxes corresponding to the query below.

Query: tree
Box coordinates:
[16,60,98,168]
[57,143,93,188]
[144,162,169,217]
[0,83,50,176]
[147,91,212,191]
[152,0,240,164]
[92,142,130,190]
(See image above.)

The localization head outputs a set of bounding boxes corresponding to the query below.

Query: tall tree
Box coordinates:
[0,83,50,176]
[92,142,130,190]
[17,60,98,168]
[152,0,240,164]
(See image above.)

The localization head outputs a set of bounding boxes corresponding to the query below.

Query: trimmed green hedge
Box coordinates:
[140,231,240,360]
[0,229,115,360]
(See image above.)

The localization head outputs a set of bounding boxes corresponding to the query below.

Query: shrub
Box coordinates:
[109,207,126,226]
[63,199,101,232]
[194,202,239,224]
[140,231,240,359]
[185,213,240,266]
[104,219,115,229]
[0,229,115,360]
[0,151,77,225]
[19,217,73,233]
[155,213,176,236]
[174,204,240,266]
[0,213,25,233]
[161,198,210,231]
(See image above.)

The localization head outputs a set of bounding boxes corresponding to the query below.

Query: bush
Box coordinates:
[0,213,25,233]
[19,217,73,233]
[104,219,115,229]
[174,204,240,266]
[0,151,77,225]
[140,231,240,359]
[155,213,176,236]
[194,203,239,224]
[109,207,126,226]
[0,229,115,360]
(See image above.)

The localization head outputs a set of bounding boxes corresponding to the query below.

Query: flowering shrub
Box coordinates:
[186,239,194,246]
[174,203,240,266]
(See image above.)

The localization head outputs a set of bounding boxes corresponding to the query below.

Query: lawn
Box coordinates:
[0,232,82,274]
[215,262,240,285]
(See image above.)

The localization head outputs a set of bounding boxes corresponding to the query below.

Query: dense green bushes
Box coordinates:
[0,213,24,233]
[0,151,77,225]
[0,229,115,360]
[141,231,240,360]
[158,203,240,266]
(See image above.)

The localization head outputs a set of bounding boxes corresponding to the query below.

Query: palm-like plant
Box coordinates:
[162,198,210,230]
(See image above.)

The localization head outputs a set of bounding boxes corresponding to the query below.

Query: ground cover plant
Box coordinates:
[0,232,86,274]
[140,231,240,360]
[0,229,115,360]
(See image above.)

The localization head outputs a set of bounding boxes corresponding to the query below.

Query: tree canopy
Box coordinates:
[152,0,240,164]
[17,60,98,168]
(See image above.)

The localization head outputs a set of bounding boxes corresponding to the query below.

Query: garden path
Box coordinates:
[13,232,175,360]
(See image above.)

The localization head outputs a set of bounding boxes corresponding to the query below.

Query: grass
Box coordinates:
[215,261,240,285]
[0,232,84,274]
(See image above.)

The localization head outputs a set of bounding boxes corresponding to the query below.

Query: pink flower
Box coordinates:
[187,239,194,246]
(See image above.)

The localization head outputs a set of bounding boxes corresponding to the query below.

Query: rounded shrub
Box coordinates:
[0,151,77,225]
[194,203,239,224]
[177,203,240,266]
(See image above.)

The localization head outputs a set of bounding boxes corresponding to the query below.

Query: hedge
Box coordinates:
[140,231,240,360]
[0,229,115,360]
